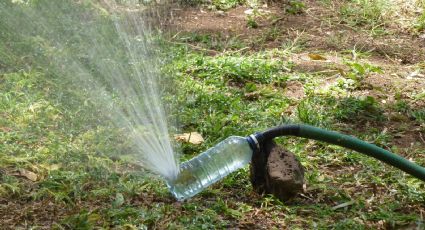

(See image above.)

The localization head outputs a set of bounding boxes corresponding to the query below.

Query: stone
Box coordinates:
[250,140,304,201]
[216,10,226,17]
[265,143,304,201]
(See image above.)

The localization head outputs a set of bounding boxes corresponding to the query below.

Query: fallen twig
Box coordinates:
[165,40,219,55]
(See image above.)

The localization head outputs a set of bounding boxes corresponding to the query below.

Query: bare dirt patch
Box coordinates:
[0,198,70,229]
[166,1,425,64]
[284,80,305,99]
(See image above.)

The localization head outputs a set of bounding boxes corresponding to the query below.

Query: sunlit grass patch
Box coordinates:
[339,0,392,29]
[338,0,425,34]
[172,49,293,84]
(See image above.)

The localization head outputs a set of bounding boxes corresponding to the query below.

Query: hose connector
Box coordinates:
[246,132,265,153]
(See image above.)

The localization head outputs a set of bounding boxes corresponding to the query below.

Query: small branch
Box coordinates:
[419,132,425,144]
[165,40,219,55]
[270,17,285,26]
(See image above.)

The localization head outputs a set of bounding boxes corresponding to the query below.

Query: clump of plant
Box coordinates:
[211,0,244,10]
[176,51,291,84]
[339,0,391,35]
[334,96,384,122]
[296,97,333,128]
[245,7,262,29]
[285,0,305,15]
[414,11,425,32]
[247,15,259,28]
[343,61,382,87]
[177,0,206,6]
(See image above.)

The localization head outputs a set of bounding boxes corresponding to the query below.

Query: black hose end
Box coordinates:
[247,125,301,153]
[246,133,261,153]
[261,124,301,141]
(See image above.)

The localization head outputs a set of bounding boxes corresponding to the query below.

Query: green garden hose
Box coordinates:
[250,124,425,181]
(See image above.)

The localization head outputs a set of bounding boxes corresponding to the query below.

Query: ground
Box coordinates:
[0,0,424,229]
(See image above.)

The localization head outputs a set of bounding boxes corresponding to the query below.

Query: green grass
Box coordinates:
[286,0,306,15]
[339,0,392,35]
[1,0,425,229]
[415,11,425,31]
[212,0,244,10]
[178,0,245,10]
[3,43,423,228]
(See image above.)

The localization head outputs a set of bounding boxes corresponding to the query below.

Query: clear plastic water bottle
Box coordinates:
[167,136,254,201]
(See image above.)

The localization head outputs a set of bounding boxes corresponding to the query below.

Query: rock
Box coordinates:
[265,144,304,201]
[18,169,38,181]
[216,10,226,17]
[174,132,204,145]
[244,9,254,15]
[250,140,304,201]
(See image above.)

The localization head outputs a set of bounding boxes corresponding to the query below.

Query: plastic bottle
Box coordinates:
[167,136,254,201]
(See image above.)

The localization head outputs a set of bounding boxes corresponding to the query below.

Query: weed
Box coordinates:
[247,15,259,28]
[262,26,281,42]
[393,100,411,113]
[175,32,247,51]
[281,31,307,53]
[339,0,391,35]
[176,51,291,84]
[286,0,306,15]
[0,174,22,197]
[414,9,425,32]
[296,97,332,128]
[344,61,382,87]
[211,0,244,10]
[334,96,384,122]
[411,108,425,124]
[61,210,95,229]
[178,0,205,7]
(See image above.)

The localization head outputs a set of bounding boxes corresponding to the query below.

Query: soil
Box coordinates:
[167,1,425,63]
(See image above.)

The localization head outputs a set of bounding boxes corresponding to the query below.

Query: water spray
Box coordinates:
[167,124,425,201]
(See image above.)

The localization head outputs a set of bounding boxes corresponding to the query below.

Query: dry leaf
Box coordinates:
[308,53,327,61]
[244,9,254,15]
[18,169,38,181]
[40,164,60,171]
[407,69,424,79]
[174,132,204,145]
[331,200,354,210]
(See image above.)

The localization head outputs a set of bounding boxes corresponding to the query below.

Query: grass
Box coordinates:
[339,0,390,27]
[1,0,425,229]
[211,0,245,10]
[178,0,245,9]
[415,11,425,31]
[337,0,425,35]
